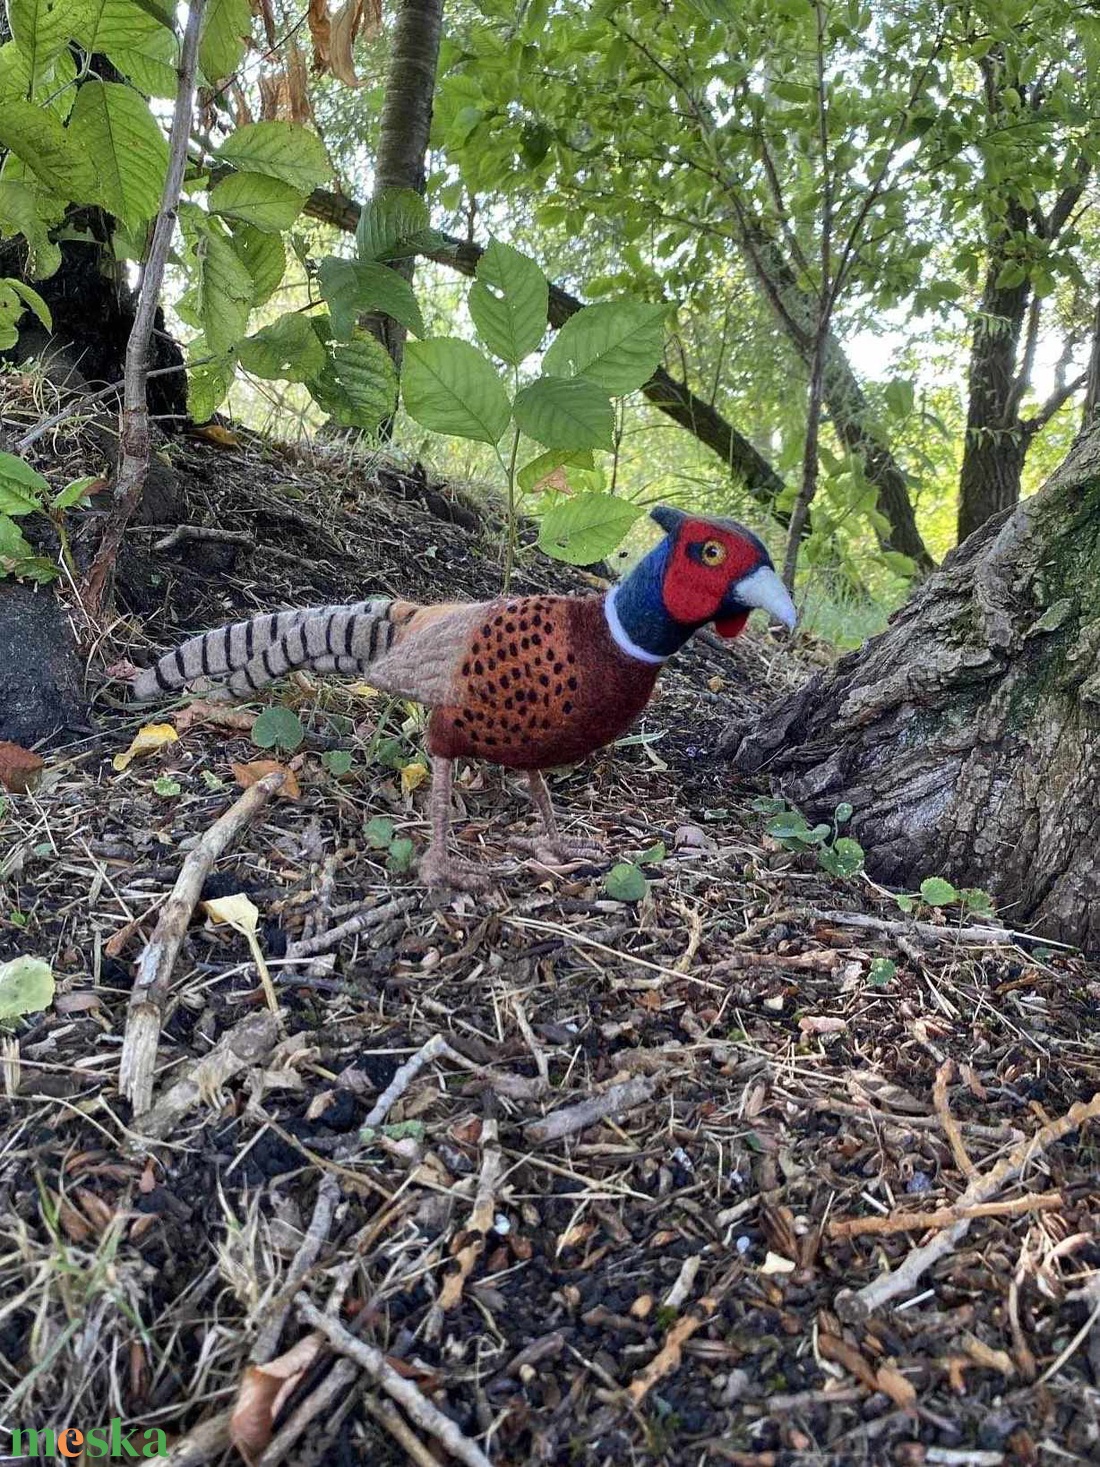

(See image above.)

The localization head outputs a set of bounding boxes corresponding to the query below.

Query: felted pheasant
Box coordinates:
[133,506,796,888]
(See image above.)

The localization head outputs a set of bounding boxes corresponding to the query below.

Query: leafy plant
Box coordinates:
[363,814,415,873]
[0,451,99,583]
[897,878,997,917]
[251,705,305,752]
[399,238,668,587]
[604,860,648,902]
[755,797,865,880]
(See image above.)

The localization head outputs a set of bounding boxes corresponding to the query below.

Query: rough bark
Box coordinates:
[728,422,1100,951]
[0,583,88,745]
[368,0,443,373]
[305,188,790,516]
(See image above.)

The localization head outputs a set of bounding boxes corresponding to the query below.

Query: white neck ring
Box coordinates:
[604,585,667,665]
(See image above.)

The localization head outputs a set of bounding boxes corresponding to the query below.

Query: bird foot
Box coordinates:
[509,833,606,866]
[419,850,493,892]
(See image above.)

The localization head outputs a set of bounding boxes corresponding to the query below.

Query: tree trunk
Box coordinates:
[957,232,1031,542]
[738,220,934,572]
[728,421,1100,951]
[368,0,443,373]
[0,582,88,746]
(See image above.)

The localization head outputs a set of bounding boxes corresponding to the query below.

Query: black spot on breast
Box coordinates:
[521,637,530,650]
[567,652,576,665]
[505,621,516,633]
[509,641,519,656]
[472,642,481,654]
[555,682,563,695]
[539,674,549,687]
[553,661,564,674]
[567,676,578,691]
[531,633,542,647]
[494,614,504,626]
[505,697,514,709]
[500,672,510,689]
[462,661,470,675]
[519,619,529,631]
[484,681,496,693]
[482,624,491,636]
[563,700,574,715]
[474,660,484,675]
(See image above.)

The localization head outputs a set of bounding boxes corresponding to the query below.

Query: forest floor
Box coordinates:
[1,424,1099,1467]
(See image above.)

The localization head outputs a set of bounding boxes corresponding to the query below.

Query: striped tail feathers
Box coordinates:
[222,599,419,696]
[131,598,390,701]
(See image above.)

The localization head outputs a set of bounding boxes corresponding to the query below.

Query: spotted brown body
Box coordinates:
[430,594,660,769]
[132,506,797,888]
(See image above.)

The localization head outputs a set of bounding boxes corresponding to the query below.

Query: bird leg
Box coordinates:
[509,770,605,865]
[418,755,492,891]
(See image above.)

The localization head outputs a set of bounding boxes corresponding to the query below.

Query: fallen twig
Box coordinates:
[257,1358,358,1467]
[297,1296,493,1467]
[933,1059,974,1177]
[362,1394,439,1467]
[836,1091,1100,1320]
[285,896,418,959]
[153,524,256,552]
[425,1118,503,1341]
[252,1173,342,1365]
[814,908,1072,949]
[525,1074,660,1145]
[828,1190,1065,1239]
[626,1295,719,1406]
[120,771,285,1113]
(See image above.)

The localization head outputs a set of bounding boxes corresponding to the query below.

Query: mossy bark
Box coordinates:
[728,423,1100,950]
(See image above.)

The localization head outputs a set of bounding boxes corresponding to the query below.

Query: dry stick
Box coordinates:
[626,1295,720,1406]
[814,908,1071,950]
[525,1074,660,1146]
[835,1091,1100,1322]
[362,1395,440,1467]
[258,1357,359,1467]
[133,1010,280,1142]
[933,1059,975,1177]
[120,770,285,1114]
[297,1296,493,1467]
[285,896,418,960]
[80,0,208,616]
[362,1032,452,1129]
[152,525,256,552]
[425,1119,503,1341]
[828,1190,1065,1240]
[164,1409,232,1465]
[252,1172,342,1365]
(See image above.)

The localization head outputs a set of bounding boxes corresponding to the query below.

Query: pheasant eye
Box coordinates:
[700,540,727,566]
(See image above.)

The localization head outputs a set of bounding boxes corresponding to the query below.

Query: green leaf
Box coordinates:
[215,121,329,192]
[543,301,667,394]
[817,837,864,877]
[208,171,306,233]
[238,312,326,383]
[0,284,21,348]
[8,0,91,84]
[402,338,511,444]
[387,836,416,874]
[364,815,395,848]
[0,955,54,1021]
[919,876,958,907]
[537,491,644,565]
[4,277,51,330]
[604,861,647,902]
[198,221,254,356]
[0,101,99,200]
[252,706,305,751]
[834,801,853,824]
[199,0,251,81]
[66,80,168,230]
[513,375,614,450]
[637,840,667,864]
[895,893,915,913]
[766,811,811,840]
[468,239,548,364]
[0,178,61,278]
[0,451,49,514]
[77,0,175,53]
[307,328,399,431]
[317,257,425,340]
[517,448,595,495]
[867,957,896,987]
[186,342,236,423]
[356,186,430,261]
[52,475,99,509]
[153,774,181,796]
[231,222,286,307]
[321,749,354,777]
[961,887,995,918]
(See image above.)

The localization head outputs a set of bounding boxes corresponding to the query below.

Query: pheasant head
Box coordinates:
[605,506,797,661]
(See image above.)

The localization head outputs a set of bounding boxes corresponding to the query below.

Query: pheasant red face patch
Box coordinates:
[661,520,762,626]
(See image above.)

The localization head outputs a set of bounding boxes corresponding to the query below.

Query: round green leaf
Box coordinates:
[537,492,644,566]
[867,957,897,987]
[402,338,511,445]
[317,257,425,340]
[238,313,326,383]
[356,187,430,262]
[364,815,395,848]
[387,836,416,874]
[513,375,614,450]
[214,121,329,192]
[0,955,55,1021]
[542,302,667,394]
[252,706,305,751]
[919,876,959,907]
[604,861,647,902]
[469,239,548,365]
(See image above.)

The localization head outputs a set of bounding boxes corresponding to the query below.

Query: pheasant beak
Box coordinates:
[722,564,798,633]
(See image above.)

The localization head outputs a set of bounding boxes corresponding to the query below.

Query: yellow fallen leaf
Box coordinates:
[232,760,301,799]
[347,683,379,699]
[400,761,429,796]
[113,723,179,771]
[202,894,282,1024]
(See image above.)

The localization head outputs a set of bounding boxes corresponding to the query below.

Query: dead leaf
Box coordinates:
[799,1015,849,1037]
[286,38,311,122]
[328,0,363,85]
[189,424,240,447]
[175,701,257,734]
[258,65,290,119]
[307,0,331,70]
[707,675,725,692]
[0,740,45,792]
[230,1334,325,1460]
[203,894,281,1022]
[400,761,429,797]
[875,1362,917,1409]
[232,760,300,799]
[535,465,574,497]
[113,723,178,772]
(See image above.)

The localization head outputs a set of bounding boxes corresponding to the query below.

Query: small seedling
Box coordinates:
[322,749,354,777]
[252,705,305,753]
[153,775,181,797]
[758,798,865,879]
[867,957,897,986]
[604,861,648,902]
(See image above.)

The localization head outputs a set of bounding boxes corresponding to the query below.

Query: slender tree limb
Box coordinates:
[1022,369,1088,436]
[80,0,208,616]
